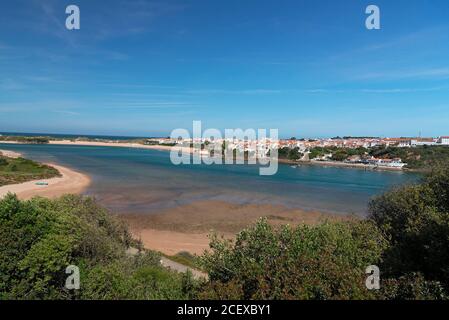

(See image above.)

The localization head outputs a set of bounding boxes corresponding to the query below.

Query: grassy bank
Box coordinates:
[0,156,60,187]
[0,136,50,144]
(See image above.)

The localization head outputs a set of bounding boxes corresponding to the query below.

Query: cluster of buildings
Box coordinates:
[276,136,449,150]
[146,136,449,153]
[344,155,406,168]
[144,135,449,169]
[146,136,449,149]
[385,137,449,147]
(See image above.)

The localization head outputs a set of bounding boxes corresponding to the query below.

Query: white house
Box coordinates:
[366,157,406,168]
[398,139,412,148]
[438,136,449,145]
[411,138,437,147]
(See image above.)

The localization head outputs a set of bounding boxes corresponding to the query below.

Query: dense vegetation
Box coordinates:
[278,147,303,161]
[369,145,449,170]
[0,194,199,299]
[0,136,50,144]
[369,165,449,292]
[200,220,387,299]
[1,164,449,300]
[0,156,60,186]
[308,146,368,161]
[304,145,449,170]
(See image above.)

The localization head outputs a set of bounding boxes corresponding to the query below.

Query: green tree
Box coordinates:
[368,164,449,292]
[0,194,199,300]
[200,219,387,300]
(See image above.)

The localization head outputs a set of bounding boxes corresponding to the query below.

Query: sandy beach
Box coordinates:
[0,163,91,200]
[0,149,22,158]
[0,139,179,151]
[49,140,195,153]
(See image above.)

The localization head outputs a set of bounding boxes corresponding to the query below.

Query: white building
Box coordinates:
[438,136,449,145]
[398,139,412,148]
[366,158,406,168]
[411,138,437,147]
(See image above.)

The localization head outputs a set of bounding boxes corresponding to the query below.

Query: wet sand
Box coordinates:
[122,200,351,255]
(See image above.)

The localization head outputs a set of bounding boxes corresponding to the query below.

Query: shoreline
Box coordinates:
[0,162,91,200]
[0,149,22,158]
[1,139,191,153]
[1,140,412,172]
[121,200,352,255]
[280,159,406,172]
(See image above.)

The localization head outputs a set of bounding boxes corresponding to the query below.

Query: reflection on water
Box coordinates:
[0,143,419,216]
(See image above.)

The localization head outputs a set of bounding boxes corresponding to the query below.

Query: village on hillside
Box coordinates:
[143,136,449,170]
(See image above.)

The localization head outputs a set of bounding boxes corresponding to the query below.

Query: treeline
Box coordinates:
[278,147,303,161]
[308,146,368,161]
[1,165,449,299]
[0,136,50,144]
[303,145,449,170]
[369,145,449,170]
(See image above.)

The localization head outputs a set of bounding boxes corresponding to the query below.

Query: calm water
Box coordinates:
[0,143,419,216]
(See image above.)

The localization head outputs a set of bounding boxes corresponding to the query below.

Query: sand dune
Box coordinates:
[1,139,196,154]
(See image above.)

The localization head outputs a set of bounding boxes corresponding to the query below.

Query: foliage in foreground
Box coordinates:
[200,219,387,299]
[199,218,447,300]
[368,164,449,294]
[0,194,199,300]
[199,165,449,300]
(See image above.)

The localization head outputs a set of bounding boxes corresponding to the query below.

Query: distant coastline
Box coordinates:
[1,139,413,172]
[278,158,407,172]
[0,139,186,152]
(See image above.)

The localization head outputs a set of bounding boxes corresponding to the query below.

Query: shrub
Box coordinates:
[369,164,449,293]
[0,194,199,300]
[200,219,387,300]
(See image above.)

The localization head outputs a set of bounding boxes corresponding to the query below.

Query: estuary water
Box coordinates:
[0,143,419,216]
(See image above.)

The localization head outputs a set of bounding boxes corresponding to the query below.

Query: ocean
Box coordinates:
[0,143,419,216]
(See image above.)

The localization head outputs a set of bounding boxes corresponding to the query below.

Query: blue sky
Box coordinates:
[1,0,449,138]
